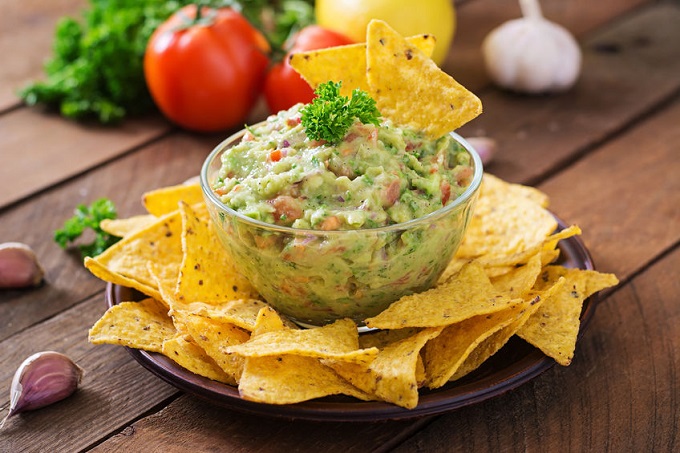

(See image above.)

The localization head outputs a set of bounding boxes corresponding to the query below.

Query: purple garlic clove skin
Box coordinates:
[4,352,84,423]
[464,137,497,166]
[0,242,45,289]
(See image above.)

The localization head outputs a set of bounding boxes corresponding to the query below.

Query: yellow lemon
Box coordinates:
[315,0,456,65]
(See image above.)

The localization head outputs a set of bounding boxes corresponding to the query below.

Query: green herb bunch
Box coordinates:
[19,0,196,123]
[19,0,315,124]
[54,198,120,258]
[301,81,382,145]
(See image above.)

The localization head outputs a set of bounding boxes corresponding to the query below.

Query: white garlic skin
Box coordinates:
[7,351,83,416]
[482,15,582,94]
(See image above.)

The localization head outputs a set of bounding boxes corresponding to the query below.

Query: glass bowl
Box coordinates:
[200,127,483,327]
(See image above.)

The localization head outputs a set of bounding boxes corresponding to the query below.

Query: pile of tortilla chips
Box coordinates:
[87,175,618,409]
[86,21,618,409]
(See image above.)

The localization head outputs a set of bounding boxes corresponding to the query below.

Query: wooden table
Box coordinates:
[1,1,678,451]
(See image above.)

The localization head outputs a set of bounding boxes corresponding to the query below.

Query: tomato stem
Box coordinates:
[194,1,210,23]
[175,2,216,31]
[195,3,203,22]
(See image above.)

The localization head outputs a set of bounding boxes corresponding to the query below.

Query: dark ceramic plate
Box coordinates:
[106,219,597,422]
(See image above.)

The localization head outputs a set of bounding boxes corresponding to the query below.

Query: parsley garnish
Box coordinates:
[301,81,381,145]
[54,198,120,258]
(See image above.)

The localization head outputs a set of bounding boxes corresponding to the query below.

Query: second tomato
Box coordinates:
[264,25,353,114]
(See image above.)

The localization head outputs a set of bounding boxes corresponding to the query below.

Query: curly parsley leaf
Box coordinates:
[54,198,120,259]
[301,81,382,145]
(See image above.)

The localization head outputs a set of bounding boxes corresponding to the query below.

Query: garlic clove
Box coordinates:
[465,137,497,165]
[482,0,582,94]
[1,351,84,428]
[0,242,45,289]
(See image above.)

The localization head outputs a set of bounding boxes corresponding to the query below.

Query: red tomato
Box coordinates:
[263,25,353,114]
[144,6,270,132]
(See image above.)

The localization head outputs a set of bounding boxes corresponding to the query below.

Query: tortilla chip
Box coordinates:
[517,266,619,365]
[366,327,443,408]
[326,327,442,408]
[176,201,258,304]
[449,278,566,381]
[290,34,437,97]
[88,298,175,352]
[181,314,250,384]
[478,224,582,270]
[359,327,423,349]
[365,20,482,137]
[238,353,373,404]
[481,173,550,208]
[437,255,468,285]
[423,299,534,388]
[490,253,543,296]
[86,257,161,301]
[365,262,523,329]
[100,215,157,238]
[178,299,274,332]
[456,184,558,263]
[149,258,270,335]
[142,183,204,216]
[161,334,235,384]
[251,306,287,336]
[85,210,183,298]
[225,318,378,364]
[243,310,372,403]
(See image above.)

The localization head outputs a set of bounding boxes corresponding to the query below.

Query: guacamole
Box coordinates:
[213,104,473,230]
[208,104,479,326]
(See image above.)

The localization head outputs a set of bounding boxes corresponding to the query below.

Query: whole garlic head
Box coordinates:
[482,0,582,94]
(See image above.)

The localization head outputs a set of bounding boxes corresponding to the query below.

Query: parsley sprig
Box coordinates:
[301,81,382,145]
[54,198,120,259]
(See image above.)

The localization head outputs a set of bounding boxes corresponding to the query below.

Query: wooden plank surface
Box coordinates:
[0,110,170,210]
[457,2,680,185]
[0,296,178,452]
[89,396,431,453]
[446,0,649,90]
[0,0,87,111]
[540,97,680,277]
[0,132,220,341]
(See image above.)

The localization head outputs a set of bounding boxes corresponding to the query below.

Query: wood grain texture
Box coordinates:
[0,296,178,452]
[540,98,680,278]
[0,0,87,111]
[444,0,649,90]
[89,396,431,453]
[0,110,171,209]
[0,132,220,341]
[457,2,680,185]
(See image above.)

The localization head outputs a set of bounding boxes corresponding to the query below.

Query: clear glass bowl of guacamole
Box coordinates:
[200,107,483,327]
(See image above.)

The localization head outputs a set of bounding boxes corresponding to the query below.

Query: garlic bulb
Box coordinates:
[482,0,582,94]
